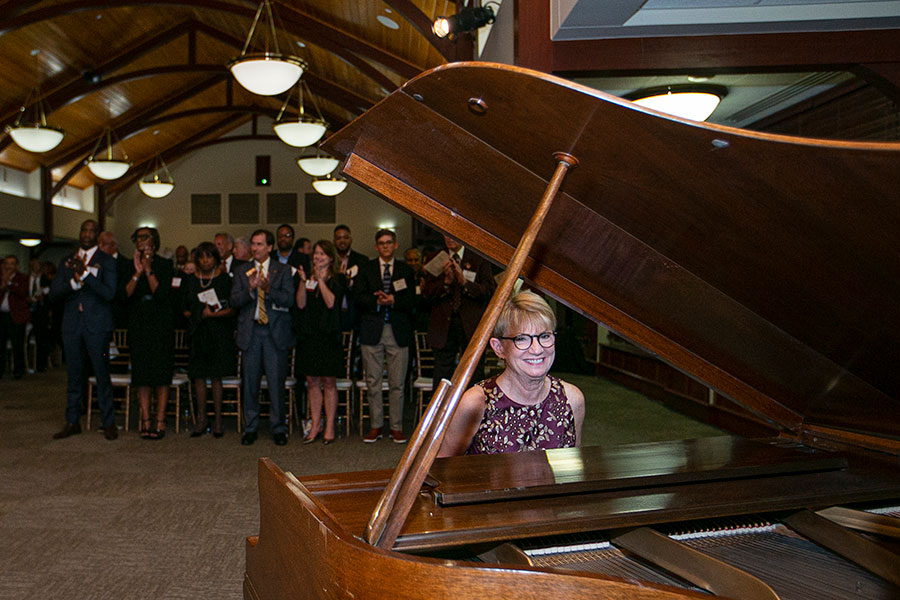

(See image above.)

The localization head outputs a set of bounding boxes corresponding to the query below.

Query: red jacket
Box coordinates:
[1,271,30,324]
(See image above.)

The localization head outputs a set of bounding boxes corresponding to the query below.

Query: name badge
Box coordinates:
[346,265,358,278]
[172,277,182,288]
[305,279,318,290]
[392,278,407,292]
[463,269,476,283]
[415,285,421,296]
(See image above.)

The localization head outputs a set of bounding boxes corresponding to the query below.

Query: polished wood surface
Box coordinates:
[324,61,900,449]
[246,458,713,600]
[429,437,846,506]
[247,63,900,599]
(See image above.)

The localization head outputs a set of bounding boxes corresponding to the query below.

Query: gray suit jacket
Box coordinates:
[230,260,295,351]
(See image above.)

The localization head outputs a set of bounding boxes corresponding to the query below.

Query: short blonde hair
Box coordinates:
[492,290,556,338]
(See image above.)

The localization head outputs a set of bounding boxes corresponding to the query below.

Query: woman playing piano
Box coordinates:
[438,290,585,456]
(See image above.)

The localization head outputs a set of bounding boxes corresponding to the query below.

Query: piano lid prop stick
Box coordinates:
[368,152,579,549]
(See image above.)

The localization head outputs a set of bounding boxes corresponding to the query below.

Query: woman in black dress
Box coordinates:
[184,242,236,438]
[295,240,346,444]
[125,227,174,440]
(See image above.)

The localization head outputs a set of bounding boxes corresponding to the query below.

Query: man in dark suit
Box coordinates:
[333,224,368,331]
[230,229,295,446]
[50,219,118,440]
[0,255,30,379]
[271,223,311,276]
[97,231,132,330]
[215,231,245,278]
[423,234,496,392]
[354,230,416,443]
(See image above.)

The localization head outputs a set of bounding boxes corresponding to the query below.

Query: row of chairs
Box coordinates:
[83,329,449,437]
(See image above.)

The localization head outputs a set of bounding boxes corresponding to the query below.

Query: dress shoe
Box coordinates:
[389,429,407,444]
[323,436,335,446]
[102,425,118,441]
[52,422,82,439]
[273,433,288,446]
[302,432,320,445]
[190,425,209,438]
[241,431,258,446]
[213,430,224,439]
[362,428,382,443]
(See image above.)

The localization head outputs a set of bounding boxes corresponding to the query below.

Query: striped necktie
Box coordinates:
[382,262,391,321]
[256,265,268,325]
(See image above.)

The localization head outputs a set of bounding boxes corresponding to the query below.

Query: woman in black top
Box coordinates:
[184,242,236,438]
[295,240,346,444]
[125,227,174,440]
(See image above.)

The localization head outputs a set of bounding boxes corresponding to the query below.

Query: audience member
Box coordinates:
[424,234,496,391]
[97,231,132,329]
[174,245,190,272]
[27,258,51,372]
[214,232,240,277]
[294,237,312,255]
[295,240,346,445]
[438,291,584,456]
[333,224,367,331]
[50,220,118,440]
[233,237,251,262]
[403,247,429,332]
[231,229,295,446]
[354,230,415,443]
[0,255,29,380]
[184,242,236,438]
[271,224,310,275]
[126,227,175,440]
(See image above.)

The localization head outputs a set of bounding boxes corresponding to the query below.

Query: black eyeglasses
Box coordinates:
[496,331,556,350]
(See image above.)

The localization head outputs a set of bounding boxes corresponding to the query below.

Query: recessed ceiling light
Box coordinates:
[296,40,306,48]
[377,15,399,29]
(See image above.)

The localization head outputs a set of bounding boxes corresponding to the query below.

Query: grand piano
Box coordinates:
[244,63,900,600]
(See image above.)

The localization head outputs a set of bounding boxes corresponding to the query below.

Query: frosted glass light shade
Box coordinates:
[273,118,326,147]
[228,54,305,96]
[632,91,721,122]
[87,159,130,180]
[297,155,339,176]
[8,124,65,152]
[139,180,175,198]
[312,175,347,196]
[19,238,41,247]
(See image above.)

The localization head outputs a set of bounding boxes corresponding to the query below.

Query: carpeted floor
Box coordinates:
[0,366,721,600]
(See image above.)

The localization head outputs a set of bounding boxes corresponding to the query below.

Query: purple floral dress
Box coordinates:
[465,375,576,455]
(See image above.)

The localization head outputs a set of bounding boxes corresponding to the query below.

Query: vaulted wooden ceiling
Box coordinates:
[0,1,464,199]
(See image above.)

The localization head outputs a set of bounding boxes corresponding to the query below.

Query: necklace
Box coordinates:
[199,270,214,289]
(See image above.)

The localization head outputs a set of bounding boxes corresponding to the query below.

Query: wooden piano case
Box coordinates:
[245,62,900,599]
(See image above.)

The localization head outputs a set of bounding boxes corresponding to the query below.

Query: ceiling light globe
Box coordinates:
[633,92,722,122]
[8,124,65,153]
[229,54,305,96]
[273,119,326,147]
[139,180,175,198]
[312,175,347,196]
[87,159,130,180]
[297,155,339,177]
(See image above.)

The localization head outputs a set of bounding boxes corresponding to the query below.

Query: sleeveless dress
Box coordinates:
[465,375,576,455]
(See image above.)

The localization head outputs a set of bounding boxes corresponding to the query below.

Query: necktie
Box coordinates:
[256,265,268,325]
[382,262,391,322]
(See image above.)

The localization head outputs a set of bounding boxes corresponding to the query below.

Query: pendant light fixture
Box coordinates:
[228,0,306,96]
[626,84,727,122]
[6,88,65,153]
[297,149,339,177]
[311,174,348,196]
[86,127,131,181]
[273,80,327,147]
[138,155,175,198]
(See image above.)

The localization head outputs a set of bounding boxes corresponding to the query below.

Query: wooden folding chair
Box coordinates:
[413,331,435,423]
[87,329,131,430]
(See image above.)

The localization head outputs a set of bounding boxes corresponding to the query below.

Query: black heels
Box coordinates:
[140,419,152,440]
[149,419,166,440]
[190,424,209,438]
[323,436,335,445]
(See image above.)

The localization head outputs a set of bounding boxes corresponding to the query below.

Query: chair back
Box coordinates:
[414,331,433,380]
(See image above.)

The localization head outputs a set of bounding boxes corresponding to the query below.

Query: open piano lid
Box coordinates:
[322,61,900,447]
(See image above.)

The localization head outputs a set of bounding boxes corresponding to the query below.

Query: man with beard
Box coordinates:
[271,224,310,276]
[97,231,132,329]
[333,224,368,331]
[50,220,118,440]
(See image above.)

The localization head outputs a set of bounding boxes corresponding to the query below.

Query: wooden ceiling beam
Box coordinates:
[382,0,459,62]
[2,1,414,89]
